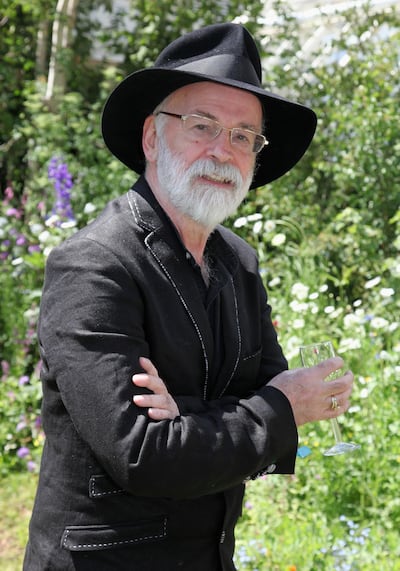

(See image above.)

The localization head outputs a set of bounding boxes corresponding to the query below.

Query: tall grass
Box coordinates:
[0,473,37,571]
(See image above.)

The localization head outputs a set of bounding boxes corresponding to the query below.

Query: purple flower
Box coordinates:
[17,446,30,458]
[4,186,14,202]
[6,207,22,219]
[16,419,27,431]
[16,235,26,246]
[27,460,37,472]
[48,156,75,222]
[28,244,41,253]
[19,375,30,385]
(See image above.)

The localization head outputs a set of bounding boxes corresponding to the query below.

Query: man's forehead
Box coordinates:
[167,81,263,119]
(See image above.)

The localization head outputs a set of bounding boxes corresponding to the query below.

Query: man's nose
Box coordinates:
[206,128,234,162]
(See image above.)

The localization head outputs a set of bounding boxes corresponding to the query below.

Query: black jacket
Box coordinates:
[24,177,297,570]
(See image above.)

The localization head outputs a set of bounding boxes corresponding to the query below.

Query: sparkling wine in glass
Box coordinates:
[299,341,360,456]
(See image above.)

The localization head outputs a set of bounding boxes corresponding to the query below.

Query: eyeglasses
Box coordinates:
[156,111,268,154]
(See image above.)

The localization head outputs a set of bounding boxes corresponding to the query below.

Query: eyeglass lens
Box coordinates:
[182,115,265,153]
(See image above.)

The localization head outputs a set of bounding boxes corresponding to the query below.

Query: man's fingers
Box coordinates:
[133,357,180,420]
[316,356,344,377]
[324,370,354,417]
[133,357,168,393]
[132,372,168,394]
[133,394,178,420]
[139,356,159,376]
[133,394,176,420]
[147,408,175,421]
[133,393,166,408]
[325,392,349,413]
[323,370,354,397]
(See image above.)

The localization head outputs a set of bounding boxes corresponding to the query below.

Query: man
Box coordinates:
[24,23,354,571]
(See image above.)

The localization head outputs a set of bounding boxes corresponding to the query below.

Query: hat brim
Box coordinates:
[101,68,317,188]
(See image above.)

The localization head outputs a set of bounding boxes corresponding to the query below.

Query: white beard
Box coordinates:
[156,136,254,230]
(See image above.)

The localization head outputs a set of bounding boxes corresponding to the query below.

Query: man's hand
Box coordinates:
[132,357,180,421]
[268,357,354,426]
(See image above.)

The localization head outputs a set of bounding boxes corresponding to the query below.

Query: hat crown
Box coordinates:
[154,23,262,87]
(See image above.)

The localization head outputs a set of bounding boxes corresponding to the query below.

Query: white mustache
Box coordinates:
[185,159,243,188]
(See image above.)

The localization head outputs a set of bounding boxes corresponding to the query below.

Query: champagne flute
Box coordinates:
[299,341,360,456]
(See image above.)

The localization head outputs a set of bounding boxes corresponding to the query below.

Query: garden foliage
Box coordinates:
[0,1,399,569]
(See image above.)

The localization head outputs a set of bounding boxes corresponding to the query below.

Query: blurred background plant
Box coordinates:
[0,0,399,569]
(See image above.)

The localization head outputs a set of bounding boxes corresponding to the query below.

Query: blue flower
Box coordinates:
[48,156,75,222]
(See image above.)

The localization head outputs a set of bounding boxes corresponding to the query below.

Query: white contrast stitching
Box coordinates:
[127,191,154,231]
[89,477,124,498]
[63,518,167,550]
[145,235,209,399]
[243,348,262,361]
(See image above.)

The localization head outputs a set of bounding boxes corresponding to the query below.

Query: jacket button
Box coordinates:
[265,464,276,473]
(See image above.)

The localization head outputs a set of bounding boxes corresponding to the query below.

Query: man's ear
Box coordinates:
[142,115,158,163]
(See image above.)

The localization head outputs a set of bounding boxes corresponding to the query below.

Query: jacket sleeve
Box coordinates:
[39,237,298,500]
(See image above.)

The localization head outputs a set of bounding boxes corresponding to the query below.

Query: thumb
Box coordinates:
[314,356,344,380]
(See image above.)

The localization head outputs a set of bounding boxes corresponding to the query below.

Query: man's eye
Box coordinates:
[233,130,252,145]
[193,122,212,133]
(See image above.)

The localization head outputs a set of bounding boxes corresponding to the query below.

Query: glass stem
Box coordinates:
[330,418,343,443]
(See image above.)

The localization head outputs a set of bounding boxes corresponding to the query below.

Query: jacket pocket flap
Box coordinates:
[61,517,167,551]
[89,474,124,499]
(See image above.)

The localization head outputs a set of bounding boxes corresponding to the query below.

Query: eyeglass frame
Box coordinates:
[155,111,268,154]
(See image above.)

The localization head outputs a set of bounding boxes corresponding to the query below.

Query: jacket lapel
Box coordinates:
[127,178,242,400]
[127,181,214,398]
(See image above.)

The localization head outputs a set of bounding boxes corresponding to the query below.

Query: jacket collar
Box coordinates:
[127,176,242,398]
[127,176,239,277]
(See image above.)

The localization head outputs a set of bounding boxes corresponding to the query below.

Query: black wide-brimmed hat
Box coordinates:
[101,23,317,188]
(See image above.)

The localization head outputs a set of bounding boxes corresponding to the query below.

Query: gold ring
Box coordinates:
[331,395,339,410]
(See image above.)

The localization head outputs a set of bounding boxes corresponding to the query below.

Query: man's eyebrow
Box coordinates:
[191,109,217,120]
[191,109,261,132]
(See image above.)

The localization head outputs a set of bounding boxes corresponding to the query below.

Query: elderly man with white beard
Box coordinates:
[24,23,355,571]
